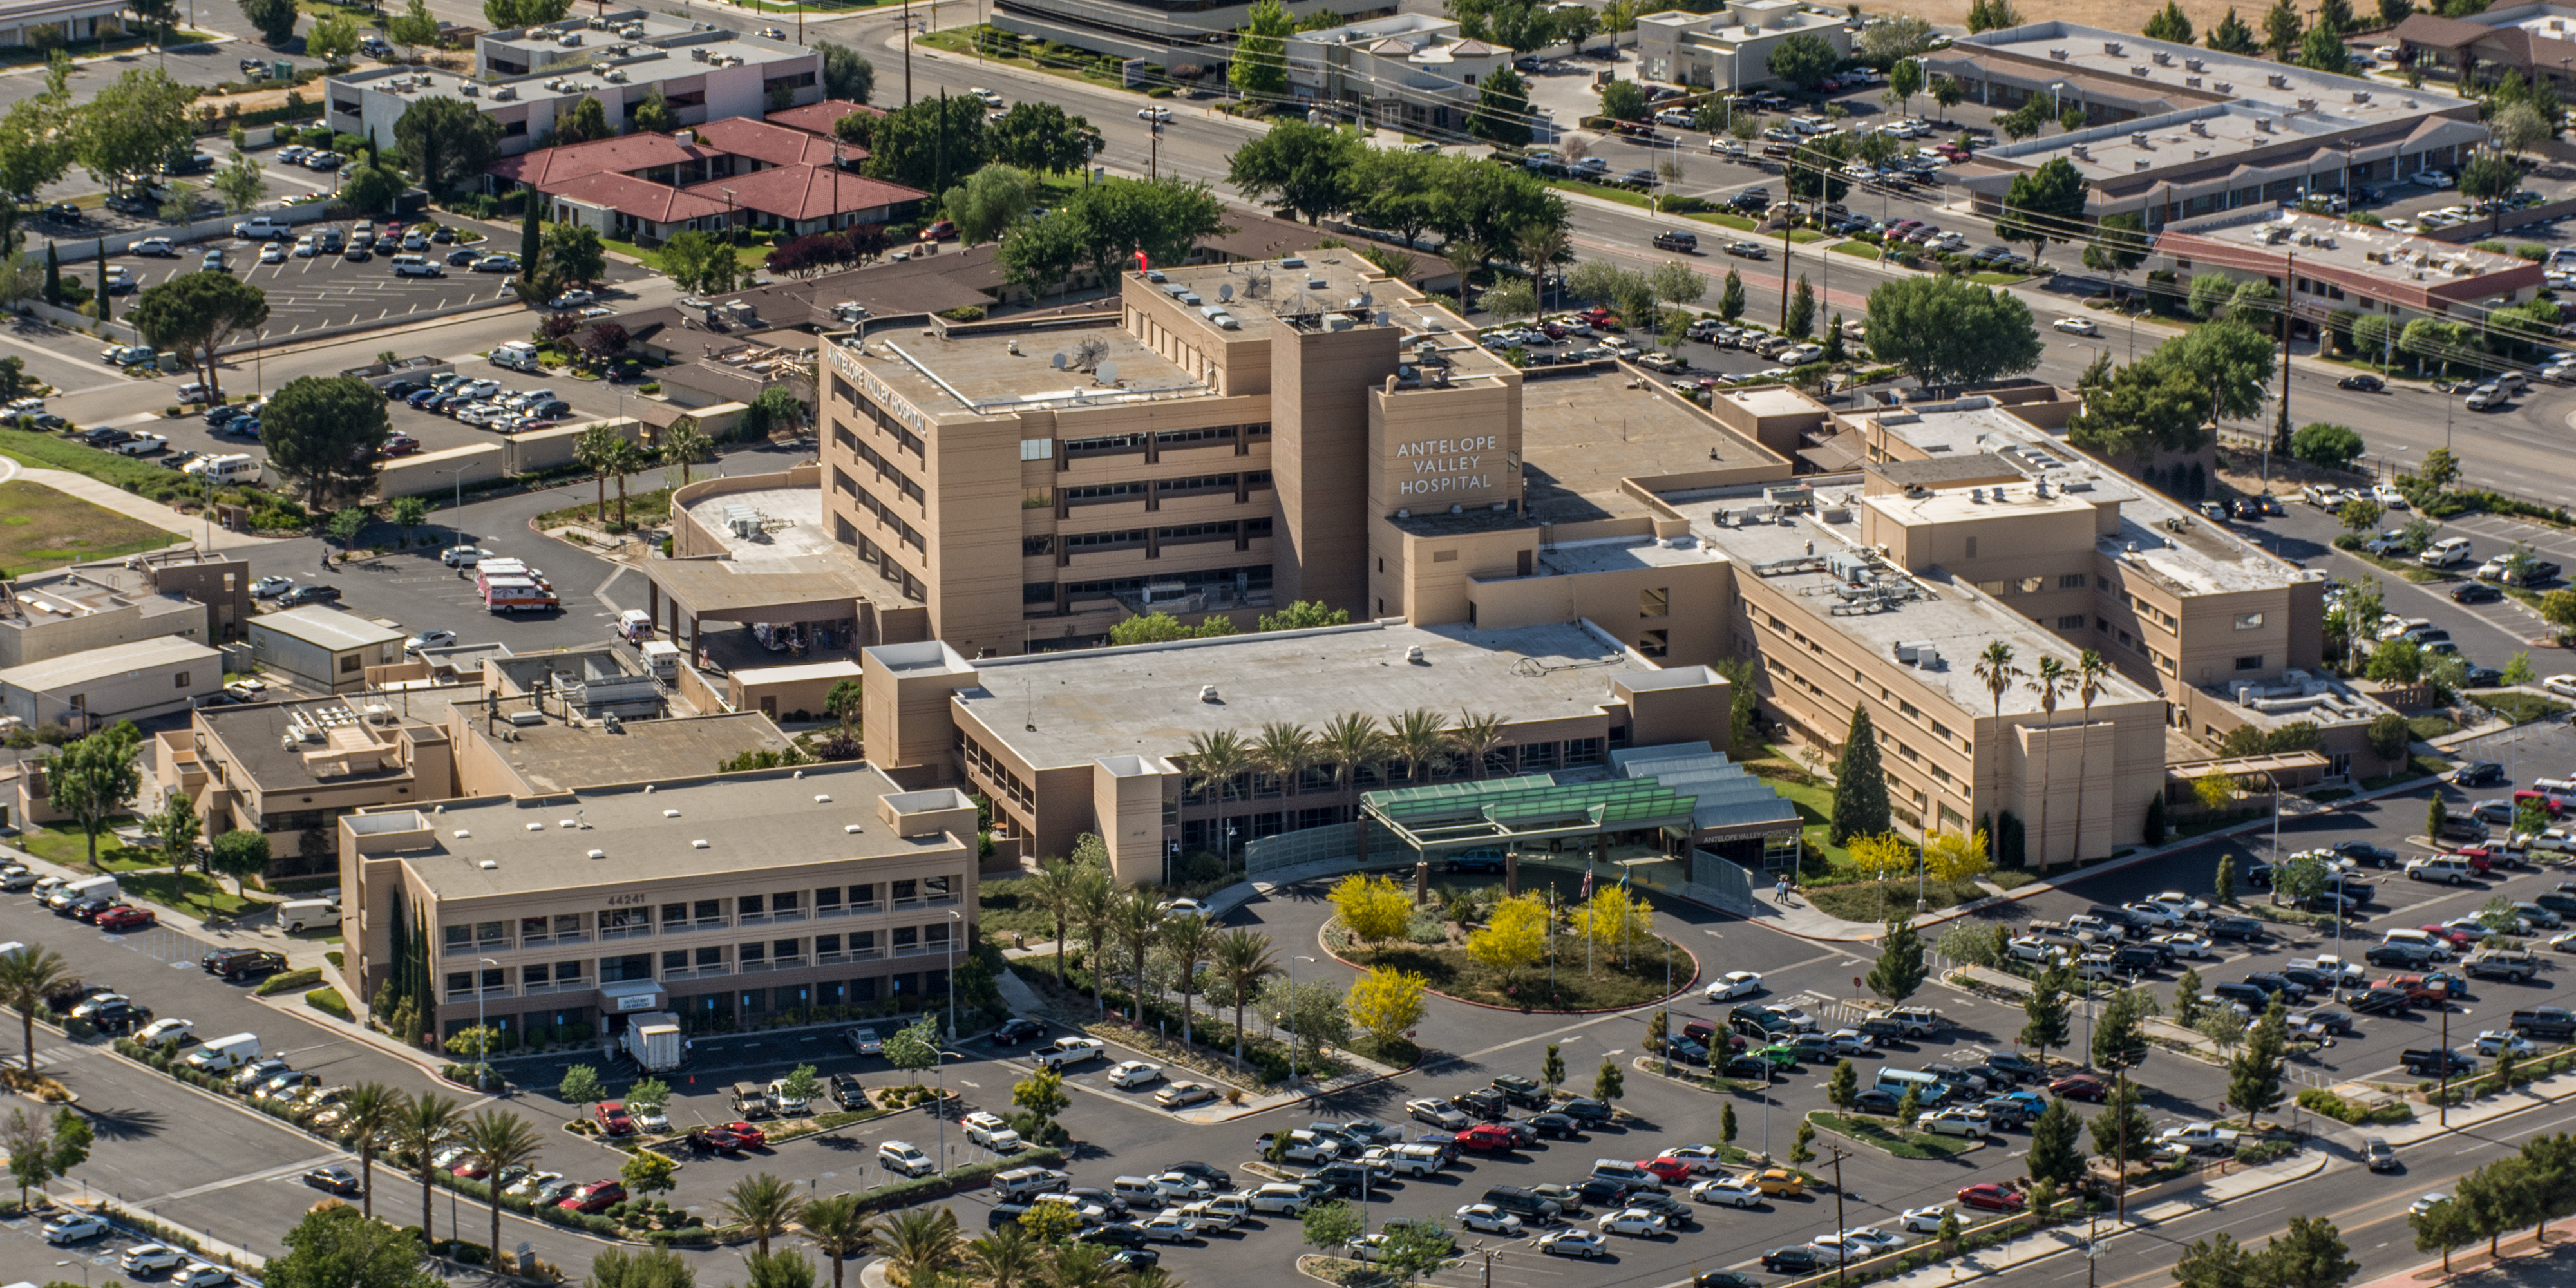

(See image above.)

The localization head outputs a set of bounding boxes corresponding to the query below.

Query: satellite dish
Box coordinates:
[1095,361,1119,385]
[1358,290,1373,306]
[1050,352,1066,369]
[1375,311,1390,327]
[1218,283,1234,301]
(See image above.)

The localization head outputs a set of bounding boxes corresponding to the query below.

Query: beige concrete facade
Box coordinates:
[339,761,978,1040]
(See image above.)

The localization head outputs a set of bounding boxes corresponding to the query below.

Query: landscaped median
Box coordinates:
[1806,1110,1985,1160]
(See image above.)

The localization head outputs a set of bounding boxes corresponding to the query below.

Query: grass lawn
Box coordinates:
[1334,922,1690,1011]
[1809,1111,1984,1160]
[2409,714,2460,740]
[602,237,769,274]
[1829,240,1886,260]
[2359,752,2454,791]
[2472,690,2570,725]
[1549,178,1651,209]
[94,851,272,917]
[537,486,674,529]
[916,28,1126,89]
[1690,211,1757,231]
[0,480,179,576]
[1805,877,1989,923]
[0,430,201,495]
[977,873,1067,947]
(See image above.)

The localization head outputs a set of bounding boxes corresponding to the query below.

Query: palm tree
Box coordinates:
[801,1194,875,1288]
[662,417,714,488]
[1516,222,1571,308]
[2072,649,2110,865]
[393,1092,460,1243]
[463,1110,541,1267]
[874,1207,960,1288]
[1251,721,1315,801]
[721,1171,807,1260]
[1184,728,1250,871]
[963,1224,1043,1288]
[1210,927,1280,1066]
[1070,863,1115,1012]
[1112,889,1166,1024]
[1972,641,2022,871]
[1451,711,1509,780]
[338,1080,404,1219]
[2025,656,2069,872]
[1025,858,1088,986]
[1160,912,1217,1046]
[1046,1242,1124,1288]
[603,434,647,527]
[0,947,68,1072]
[1388,707,1455,783]
[571,422,625,526]
[1318,711,1390,855]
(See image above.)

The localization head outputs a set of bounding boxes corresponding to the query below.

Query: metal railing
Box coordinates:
[598,925,652,941]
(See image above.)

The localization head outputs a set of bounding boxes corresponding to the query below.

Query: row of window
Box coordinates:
[1062,473,1274,506]
[1054,423,1273,458]
[847,434,925,506]
[439,882,959,954]
[842,477,926,553]
[1976,572,2088,597]
[832,383,926,459]
[441,927,952,998]
[1025,518,1275,560]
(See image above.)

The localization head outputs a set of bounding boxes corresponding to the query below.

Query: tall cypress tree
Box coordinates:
[1829,706,1891,844]
[520,194,541,266]
[42,242,59,305]
[93,239,108,323]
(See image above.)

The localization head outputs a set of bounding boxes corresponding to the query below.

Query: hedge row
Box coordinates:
[851,1146,1067,1215]
[255,966,325,996]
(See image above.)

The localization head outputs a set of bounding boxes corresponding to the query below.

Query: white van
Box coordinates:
[46,875,117,909]
[182,1032,260,1072]
[184,453,260,486]
[2380,927,2454,959]
[490,341,542,373]
[390,254,442,278]
[278,899,338,934]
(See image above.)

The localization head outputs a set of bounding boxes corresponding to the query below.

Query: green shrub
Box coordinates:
[638,382,660,395]
[255,966,324,996]
[305,987,352,1020]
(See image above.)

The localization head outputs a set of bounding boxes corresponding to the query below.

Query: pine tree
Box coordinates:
[1786,276,1816,339]
[1721,1101,1738,1144]
[1647,1009,1669,1062]
[1829,706,1891,844]
[2215,855,2237,904]
[1828,1059,1859,1110]
[1541,1041,1564,1090]
[520,194,542,267]
[1792,1120,1816,1164]
[93,240,109,323]
[2025,1097,2087,1186]
[2093,987,2155,1072]
[2229,1001,2289,1126]
[42,242,59,305]
[1718,269,1745,321]
[1896,1084,1921,1125]
[2174,966,2204,1027]
[2089,1077,2154,1165]
[2206,6,2259,53]
[1594,1057,1624,1103]
[1868,916,1928,1004]
[2261,0,2303,60]
[2142,0,2193,41]
[2021,969,2072,1060]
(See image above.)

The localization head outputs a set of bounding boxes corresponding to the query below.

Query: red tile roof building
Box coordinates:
[491,121,922,245]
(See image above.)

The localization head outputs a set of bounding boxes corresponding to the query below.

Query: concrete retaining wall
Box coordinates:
[373,442,507,500]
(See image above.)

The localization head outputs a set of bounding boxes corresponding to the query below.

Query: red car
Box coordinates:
[594,1101,633,1136]
[1957,1183,2026,1213]
[453,1157,489,1179]
[1454,1124,1516,1153]
[2049,1074,2108,1103]
[918,220,958,242]
[2374,975,2454,1005]
[688,1126,748,1153]
[1640,1155,1696,1184]
[558,1181,626,1213]
[379,435,421,457]
[94,905,155,932]
[723,1122,767,1150]
[2420,924,2479,950]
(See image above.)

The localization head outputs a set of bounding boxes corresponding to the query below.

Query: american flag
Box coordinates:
[1580,861,1593,900]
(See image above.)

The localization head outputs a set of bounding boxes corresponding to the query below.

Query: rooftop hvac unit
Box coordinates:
[506,709,543,726]
[604,68,627,81]
[493,86,515,99]
[460,83,479,95]
[691,46,708,61]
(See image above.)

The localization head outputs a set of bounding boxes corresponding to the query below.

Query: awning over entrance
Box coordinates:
[1359,775,1703,855]
[598,979,668,1014]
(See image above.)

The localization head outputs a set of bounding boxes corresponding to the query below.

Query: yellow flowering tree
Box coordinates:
[1329,872,1413,945]
[1466,892,1549,976]
[1347,968,1428,1050]
[1575,886,1654,969]
[1848,831,1915,882]
[1922,828,1991,884]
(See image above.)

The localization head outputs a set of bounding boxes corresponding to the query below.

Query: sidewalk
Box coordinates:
[0,457,261,551]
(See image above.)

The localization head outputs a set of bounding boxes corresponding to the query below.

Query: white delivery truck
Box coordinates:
[183,1032,260,1072]
[278,898,338,933]
[621,1012,685,1072]
[638,641,679,679]
[183,453,260,486]
[46,875,118,909]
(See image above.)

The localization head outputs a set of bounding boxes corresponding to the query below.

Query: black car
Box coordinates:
[990,1018,1046,1044]
[1446,849,1506,873]
[2206,916,2266,941]
[44,985,111,1015]
[204,947,285,980]
[988,1202,1034,1231]
[39,202,77,222]
[1764,1247,1826,1274]
[2243,972,2308,1001]
[1557,1097,1614,1126]
[1698,1274,1761,1288]
[2338,373,2385,392]
[2242,863,2275,889]
[2464,667,2505,688]
[1574,1178,1634,1208]
[1066,1187,1128,1218]
[1626,1191,1694,1226]
[2452,582,2503,604]
[1074,1224,1151,1250]
[828,1072,866,1108]
[384,380,423,400]
[1166,1161,1231,1189]
[2451,762,2507,788]
[1524,1111,1582,1139]
[2280,968,2344,995]
[1451,1087,1508,1119]
[2211,981,2271,1009]
[1107,1249,1160,1273]
[2334,840,2400,867]
[1983,1052,2045,1082]
[2293,1008,2354,1035]
[446,247,481,266]
[57,896,111,920]
[276,585,342,607]
[1852,1089,1900,1115]
[83,1001,149,1032]
[1722,1054,1775,1079]
[2349,987,2412,1015]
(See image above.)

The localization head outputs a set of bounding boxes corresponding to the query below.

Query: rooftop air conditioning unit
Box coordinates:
[2132,131,2148,146]
[2134,158,2150,170]
[674,128,694,143]
[2214,80,2232,91]
[2154,50,2171,64]
[605,68,627,80]
[460,82,479,95]
[691,46,708,60]
[2103,39,2122,53]
[493,86,515,99]
[2297,97,2316,110]
[2132,64,2149,76]
[2049,46,2067,59]
[1198,685,1220,703]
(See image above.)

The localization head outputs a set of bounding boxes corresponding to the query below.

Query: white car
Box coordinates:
[1150,1171,1211,1201]
[1766,1004,1819,1032]
[1456,1203,1524,1233]
[120,1245,187,1273]
[767,1077,811,1115]
[2153,932,2219,960]
[2411,1193,2451,1217]
[1108,1060,1163,1088]
[2547,674,2576,699]
[2052,317,2098,336]
[442,545,491,567]
[260,242,285,263]
[172,1265,230,1288]
[1692,1177,1765,1207]
[2146,891,2209,917]
[1175,1198,1239,1231]
[1139,106,1173,122]
[1598,1208,1669,1237]
[549,290,595,310]
[2372,482,2409,509]
[1916,1110,1994,1138]
[505,1170,565,1198]
[136,1017,193,1045]
[1840,1226,1909,1253]
[2550,931,2576,954]
[877,1140,935,1177]
[1899,1205,1952,1233]
[1810,1235,1874,1264]
[1657,1143,1727,1173]
[1155,1081,1217,1108]
[1135,1215,1197,1242]
[2412,169,2455,188]
[43,1212,108,1242]
[1821,1028,1874,1056]
[406,629,458,654]
[2475,1030,2540,1057]
[1245,1182,1311,1214]
[1706,971,1765,1000]
[1538,1228,1610,1258]
[1160,897,1209,918]
[961,1110,1023,1151]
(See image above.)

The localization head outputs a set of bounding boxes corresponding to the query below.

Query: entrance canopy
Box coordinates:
[1359,775,1702,855]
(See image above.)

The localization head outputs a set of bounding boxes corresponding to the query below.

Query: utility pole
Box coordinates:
[902,0,913,104]
[2272,249,2295,456]
[1826,1144,1855,1287]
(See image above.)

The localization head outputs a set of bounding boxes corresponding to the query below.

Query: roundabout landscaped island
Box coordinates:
[1318,872,1700,1012]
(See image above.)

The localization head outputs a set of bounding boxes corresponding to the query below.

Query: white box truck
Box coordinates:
[621,1012,685,1072]
[46,875,118,909]
[182,1032,259,1072]
[638,641,679,679]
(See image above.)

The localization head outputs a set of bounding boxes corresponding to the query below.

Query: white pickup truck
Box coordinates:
[1030,1037,1106,1070]
[2287,955,2367,985]
[2155,1122,2244,1153]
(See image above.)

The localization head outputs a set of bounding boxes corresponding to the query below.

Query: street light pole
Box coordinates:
[945,908,961,1041]
[1291,954,1316,1095]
